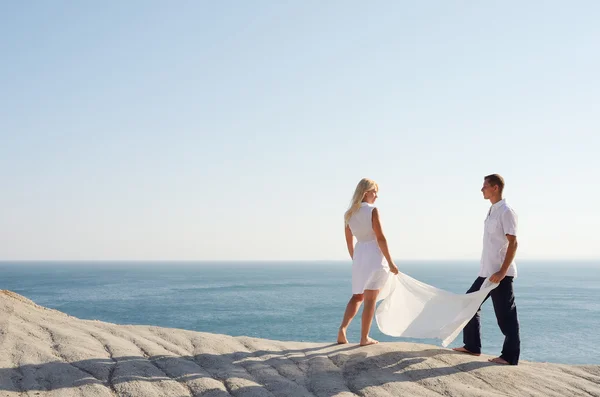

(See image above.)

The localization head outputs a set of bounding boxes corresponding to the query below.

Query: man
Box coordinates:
[453,174,521,365]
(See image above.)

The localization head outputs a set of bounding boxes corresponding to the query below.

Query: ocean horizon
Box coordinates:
[1,260,599,365]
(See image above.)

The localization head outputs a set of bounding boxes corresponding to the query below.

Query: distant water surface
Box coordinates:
[1,260,598,365]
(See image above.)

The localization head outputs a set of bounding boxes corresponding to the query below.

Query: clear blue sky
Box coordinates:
[1,1,599,261]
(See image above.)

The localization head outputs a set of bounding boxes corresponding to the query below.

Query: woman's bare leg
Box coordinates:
[337,294,364,344]
[360,289,380,346]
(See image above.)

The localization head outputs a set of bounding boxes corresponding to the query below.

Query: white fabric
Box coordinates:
[347,203,389,294]
[375,272,498,347]
[480,199,518,278]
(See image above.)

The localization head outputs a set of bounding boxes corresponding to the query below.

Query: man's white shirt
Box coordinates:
[479,199,518,278]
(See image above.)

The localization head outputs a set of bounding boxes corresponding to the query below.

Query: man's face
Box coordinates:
[481,180,496,200]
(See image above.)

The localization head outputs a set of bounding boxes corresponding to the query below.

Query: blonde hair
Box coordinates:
[344,178,378,224]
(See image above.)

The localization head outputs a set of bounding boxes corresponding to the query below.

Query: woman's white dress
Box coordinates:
[347,203,390,294]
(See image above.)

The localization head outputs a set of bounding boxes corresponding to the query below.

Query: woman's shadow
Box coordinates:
[0,343,496,396]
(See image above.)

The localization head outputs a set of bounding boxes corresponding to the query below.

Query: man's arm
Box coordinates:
[489,209,518,283]
[490,234,518,283]
[500,234,518,274]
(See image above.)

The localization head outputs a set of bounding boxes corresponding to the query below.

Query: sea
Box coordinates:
[1,261,598,365]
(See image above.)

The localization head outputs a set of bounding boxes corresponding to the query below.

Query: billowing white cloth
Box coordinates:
[375,272,498,347]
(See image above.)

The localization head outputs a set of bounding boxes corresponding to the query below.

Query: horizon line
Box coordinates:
[1,258,598,263]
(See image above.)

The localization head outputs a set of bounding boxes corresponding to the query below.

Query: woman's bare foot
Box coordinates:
[359,337,379,346]
[452,346,481,356]
[337,327,349,344]
[488,357,510,365]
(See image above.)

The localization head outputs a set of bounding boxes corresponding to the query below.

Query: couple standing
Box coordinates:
[337,175,520,366]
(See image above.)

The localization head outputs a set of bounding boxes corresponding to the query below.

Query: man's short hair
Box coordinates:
[485,174,505,194]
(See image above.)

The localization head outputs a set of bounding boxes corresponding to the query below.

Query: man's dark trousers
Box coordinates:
[462,276,520,365]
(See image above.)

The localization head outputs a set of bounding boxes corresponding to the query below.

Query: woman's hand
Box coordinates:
[388,262,399,275]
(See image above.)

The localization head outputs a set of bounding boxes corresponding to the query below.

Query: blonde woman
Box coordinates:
[338,178,399,346]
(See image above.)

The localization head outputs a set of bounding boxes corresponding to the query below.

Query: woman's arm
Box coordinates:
[372,208,399,274]
[345,225,354,259]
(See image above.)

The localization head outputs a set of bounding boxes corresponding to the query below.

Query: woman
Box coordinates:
[337,178,399,346]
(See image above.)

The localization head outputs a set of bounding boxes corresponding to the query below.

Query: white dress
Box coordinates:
[347,203,390,294]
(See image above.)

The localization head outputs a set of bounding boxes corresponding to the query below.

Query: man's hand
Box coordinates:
[489,271,506,283]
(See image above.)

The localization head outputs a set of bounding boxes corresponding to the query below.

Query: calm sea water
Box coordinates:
[1,261,599,365]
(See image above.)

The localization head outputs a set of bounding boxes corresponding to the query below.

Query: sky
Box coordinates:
[1,1,599,261]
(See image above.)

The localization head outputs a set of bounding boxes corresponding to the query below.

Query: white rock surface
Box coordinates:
[1,290,599,397]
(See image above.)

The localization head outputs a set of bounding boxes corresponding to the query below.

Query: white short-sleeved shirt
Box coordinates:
[479,199,518,278]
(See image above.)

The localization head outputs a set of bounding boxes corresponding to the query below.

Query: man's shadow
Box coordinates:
[0,343,497,396]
